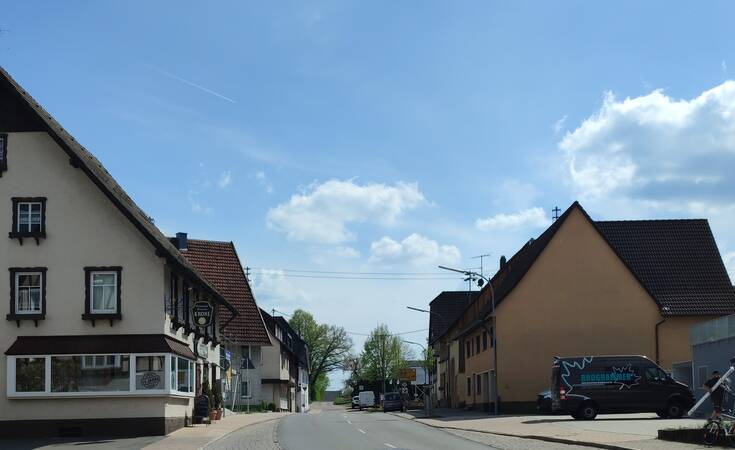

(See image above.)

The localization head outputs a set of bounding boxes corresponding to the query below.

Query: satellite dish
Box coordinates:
[477,279,485,287]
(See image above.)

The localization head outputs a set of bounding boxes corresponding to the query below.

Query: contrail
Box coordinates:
[150,66,236,103]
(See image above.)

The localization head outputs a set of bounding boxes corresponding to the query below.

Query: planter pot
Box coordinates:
[215,409,223,420]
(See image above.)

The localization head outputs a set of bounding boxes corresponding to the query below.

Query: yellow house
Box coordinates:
[431,202,735,412]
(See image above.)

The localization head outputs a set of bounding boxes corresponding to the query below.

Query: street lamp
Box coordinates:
[401,339,433,417]
[438,265,498,416]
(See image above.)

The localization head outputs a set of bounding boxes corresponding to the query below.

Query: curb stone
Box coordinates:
[386,412,632,450]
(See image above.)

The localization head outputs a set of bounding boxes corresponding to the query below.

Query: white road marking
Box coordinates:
[346,420,352,424]
[358,428,366,434]
[384,444,397,448]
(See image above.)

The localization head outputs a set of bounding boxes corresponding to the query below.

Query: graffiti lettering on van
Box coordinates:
[578,364,641,390]
[560,356,594,394]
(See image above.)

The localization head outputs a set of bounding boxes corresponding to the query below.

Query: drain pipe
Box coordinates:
[655,317,667,365]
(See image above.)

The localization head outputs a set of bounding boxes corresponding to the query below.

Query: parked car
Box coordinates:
[351,395,360,409]
[383,392,403,412]
[359,391,376,410]
[537,390,552,413]
[550,355,695,420]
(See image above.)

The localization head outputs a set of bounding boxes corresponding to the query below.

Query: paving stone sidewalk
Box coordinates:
[206,418,280,450]
[391,409,710,450]
[142,412,288,450]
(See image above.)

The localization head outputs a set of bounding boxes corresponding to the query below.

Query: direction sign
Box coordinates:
[398,368,417,381]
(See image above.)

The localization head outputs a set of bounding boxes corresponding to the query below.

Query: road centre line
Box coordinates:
[384,444,397,448]
[358,428,366,434]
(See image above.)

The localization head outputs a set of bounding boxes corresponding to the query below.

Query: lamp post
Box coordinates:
[406,307,449,414]
[402,339,432,417]
[438,265,498,416]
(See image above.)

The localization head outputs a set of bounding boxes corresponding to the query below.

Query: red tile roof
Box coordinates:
[181,239,271,345]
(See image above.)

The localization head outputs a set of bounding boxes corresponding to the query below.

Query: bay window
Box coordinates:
[7,354,194,397]
[52,355,130,392]
[170,356,194,393]
[135,356,165,390]
[15,357,45,392]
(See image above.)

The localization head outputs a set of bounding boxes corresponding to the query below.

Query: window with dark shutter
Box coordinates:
[0,134,7,175]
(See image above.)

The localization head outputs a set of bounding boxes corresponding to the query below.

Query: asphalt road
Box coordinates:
[277,408,494,450]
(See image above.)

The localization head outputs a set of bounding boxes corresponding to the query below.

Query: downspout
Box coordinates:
[655,317,667,365]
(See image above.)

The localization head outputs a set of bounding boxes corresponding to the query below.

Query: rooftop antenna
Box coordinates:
[552,206,561,221]
[472,254,491,279]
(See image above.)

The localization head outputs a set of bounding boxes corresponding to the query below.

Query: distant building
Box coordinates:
[260,309,310,412]
[430,202,735,413]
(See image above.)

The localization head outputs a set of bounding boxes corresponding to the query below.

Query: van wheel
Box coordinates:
[666,400,684,419]
[577,402,598,420]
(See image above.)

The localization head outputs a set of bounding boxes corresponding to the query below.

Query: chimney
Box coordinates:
[175,232,188,251]
[499,255,507,270]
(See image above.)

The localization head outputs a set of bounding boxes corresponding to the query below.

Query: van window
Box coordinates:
[385,393,400,401]
[644,367,667,383]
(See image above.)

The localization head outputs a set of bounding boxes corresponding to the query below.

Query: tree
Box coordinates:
[361,324,410,395]
[289,309,353,400]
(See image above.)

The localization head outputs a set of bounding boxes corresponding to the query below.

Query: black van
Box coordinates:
[550,355,694,420]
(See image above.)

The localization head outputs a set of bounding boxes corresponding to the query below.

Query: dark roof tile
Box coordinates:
[181,240,270,345]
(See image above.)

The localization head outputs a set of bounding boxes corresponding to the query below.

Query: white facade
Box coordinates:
[0,128,223,436]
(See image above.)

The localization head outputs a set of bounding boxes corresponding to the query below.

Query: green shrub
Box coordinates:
[212,383,223,409]
[268,402,277,411]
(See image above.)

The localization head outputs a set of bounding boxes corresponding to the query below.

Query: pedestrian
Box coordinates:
[704,370,728,422]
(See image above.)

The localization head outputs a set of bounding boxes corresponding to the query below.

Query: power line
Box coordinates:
[346,328,428,337]
[252,274,462,280]
[250,267,456,276]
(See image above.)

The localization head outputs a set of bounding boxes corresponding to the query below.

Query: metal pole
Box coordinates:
[247,357,250,414]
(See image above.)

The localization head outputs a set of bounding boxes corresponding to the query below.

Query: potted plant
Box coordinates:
[212,382,224,420]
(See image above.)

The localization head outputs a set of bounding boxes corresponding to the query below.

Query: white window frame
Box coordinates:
[15,271,43,314]
[90,271,118,314]
[6,353,195,399]
[16,201,43,233]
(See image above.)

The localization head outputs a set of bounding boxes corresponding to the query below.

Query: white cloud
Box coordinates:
[252,269,312,311]
[475,207,551,231]
[553,114,568,134]
[329,246,361,258]
[725,251,735,283]
[267,179,427,244]
[187,190,212,214]
[218,171,232,188]
[560,84,735,207]
[255,171,274,194]
[368,233,460,267]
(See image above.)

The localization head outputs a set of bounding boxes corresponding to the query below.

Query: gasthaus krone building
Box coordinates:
[0,66,237,437]
[431,201,735,413]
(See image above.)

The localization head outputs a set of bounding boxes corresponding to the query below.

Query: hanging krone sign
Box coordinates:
[192,300,214,328]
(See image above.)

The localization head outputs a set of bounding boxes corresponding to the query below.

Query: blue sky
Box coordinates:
[3,1,735,388]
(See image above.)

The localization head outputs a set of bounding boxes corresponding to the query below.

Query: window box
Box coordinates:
[82,267,122,326]
[6,267,47,326]
[9,197,47,245]
[7,353,194,398]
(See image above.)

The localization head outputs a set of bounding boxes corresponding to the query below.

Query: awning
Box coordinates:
[5,334,196,360]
